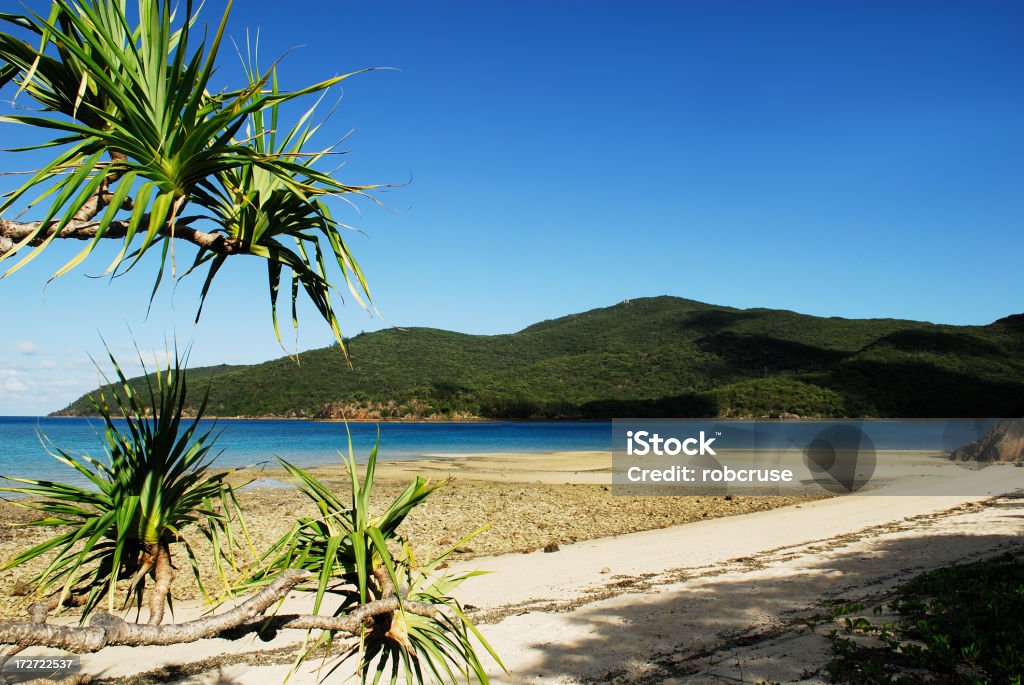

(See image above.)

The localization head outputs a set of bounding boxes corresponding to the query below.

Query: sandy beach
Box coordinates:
[0,450,820,618]
[1,450,1023,684]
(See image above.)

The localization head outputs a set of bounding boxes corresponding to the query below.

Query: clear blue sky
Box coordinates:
[1,1,1022,414]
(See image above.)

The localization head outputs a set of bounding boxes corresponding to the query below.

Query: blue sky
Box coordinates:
[1,1,1022,414]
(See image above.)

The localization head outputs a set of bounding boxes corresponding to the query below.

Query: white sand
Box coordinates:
[54,461,1024,683]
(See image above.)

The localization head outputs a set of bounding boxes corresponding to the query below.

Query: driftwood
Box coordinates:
[0,569,444,653]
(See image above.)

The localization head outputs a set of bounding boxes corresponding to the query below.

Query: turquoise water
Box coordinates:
[0,417,612,486]
[0,416,996,488]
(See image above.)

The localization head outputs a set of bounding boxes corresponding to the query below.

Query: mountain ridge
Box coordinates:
[55,296,1024,420]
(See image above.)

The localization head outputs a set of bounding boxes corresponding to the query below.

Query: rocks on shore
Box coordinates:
[949,419,1024,463]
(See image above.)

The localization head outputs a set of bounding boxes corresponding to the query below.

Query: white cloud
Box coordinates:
[0,366,101,414]
[0,369,28,394]
[16,340,40,356]
[38,360,58,369]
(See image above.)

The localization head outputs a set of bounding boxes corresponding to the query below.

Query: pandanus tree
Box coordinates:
[0,349,245,626]
[0,351,498,684]
[0,1,500,682]
[0,0,372,351]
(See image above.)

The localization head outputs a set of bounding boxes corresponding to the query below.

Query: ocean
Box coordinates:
[0,416,996,488]
[0,417,612,486]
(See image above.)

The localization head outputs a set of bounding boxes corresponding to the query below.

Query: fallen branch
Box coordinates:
[270,598,442,633]
[0,570,309,651]
[0,571,447,653]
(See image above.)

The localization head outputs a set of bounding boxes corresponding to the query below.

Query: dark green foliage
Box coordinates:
[56,297,1024,420]
[824,554,1024,684]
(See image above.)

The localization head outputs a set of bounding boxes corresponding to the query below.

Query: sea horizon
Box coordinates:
[0,416,997,489]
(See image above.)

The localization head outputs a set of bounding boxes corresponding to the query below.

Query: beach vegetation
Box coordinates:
[0,0,501,679]
[0,349,498,683]
[0,346,244,625]
[821,553,1024,683]
[241,440,499,684]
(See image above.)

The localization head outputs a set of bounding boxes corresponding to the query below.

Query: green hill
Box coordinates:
[55,297,1024,419]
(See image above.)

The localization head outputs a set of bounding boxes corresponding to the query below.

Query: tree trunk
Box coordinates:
[147,541,174,625]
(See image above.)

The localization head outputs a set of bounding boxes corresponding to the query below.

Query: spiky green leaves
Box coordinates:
[242,435,501,684]
[0,0,375,353]
[0,347,246,620]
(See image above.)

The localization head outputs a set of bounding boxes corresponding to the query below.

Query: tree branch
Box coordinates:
[270,598,442,633]
[0,570,308,650]
[0,216,245,259]
[0,570,447,653]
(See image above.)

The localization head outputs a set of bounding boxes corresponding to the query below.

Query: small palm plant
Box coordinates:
[0,348,245,624]
[244,436,501,684]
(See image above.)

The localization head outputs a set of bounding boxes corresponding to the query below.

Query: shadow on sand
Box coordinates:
[509,497,1024,684]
